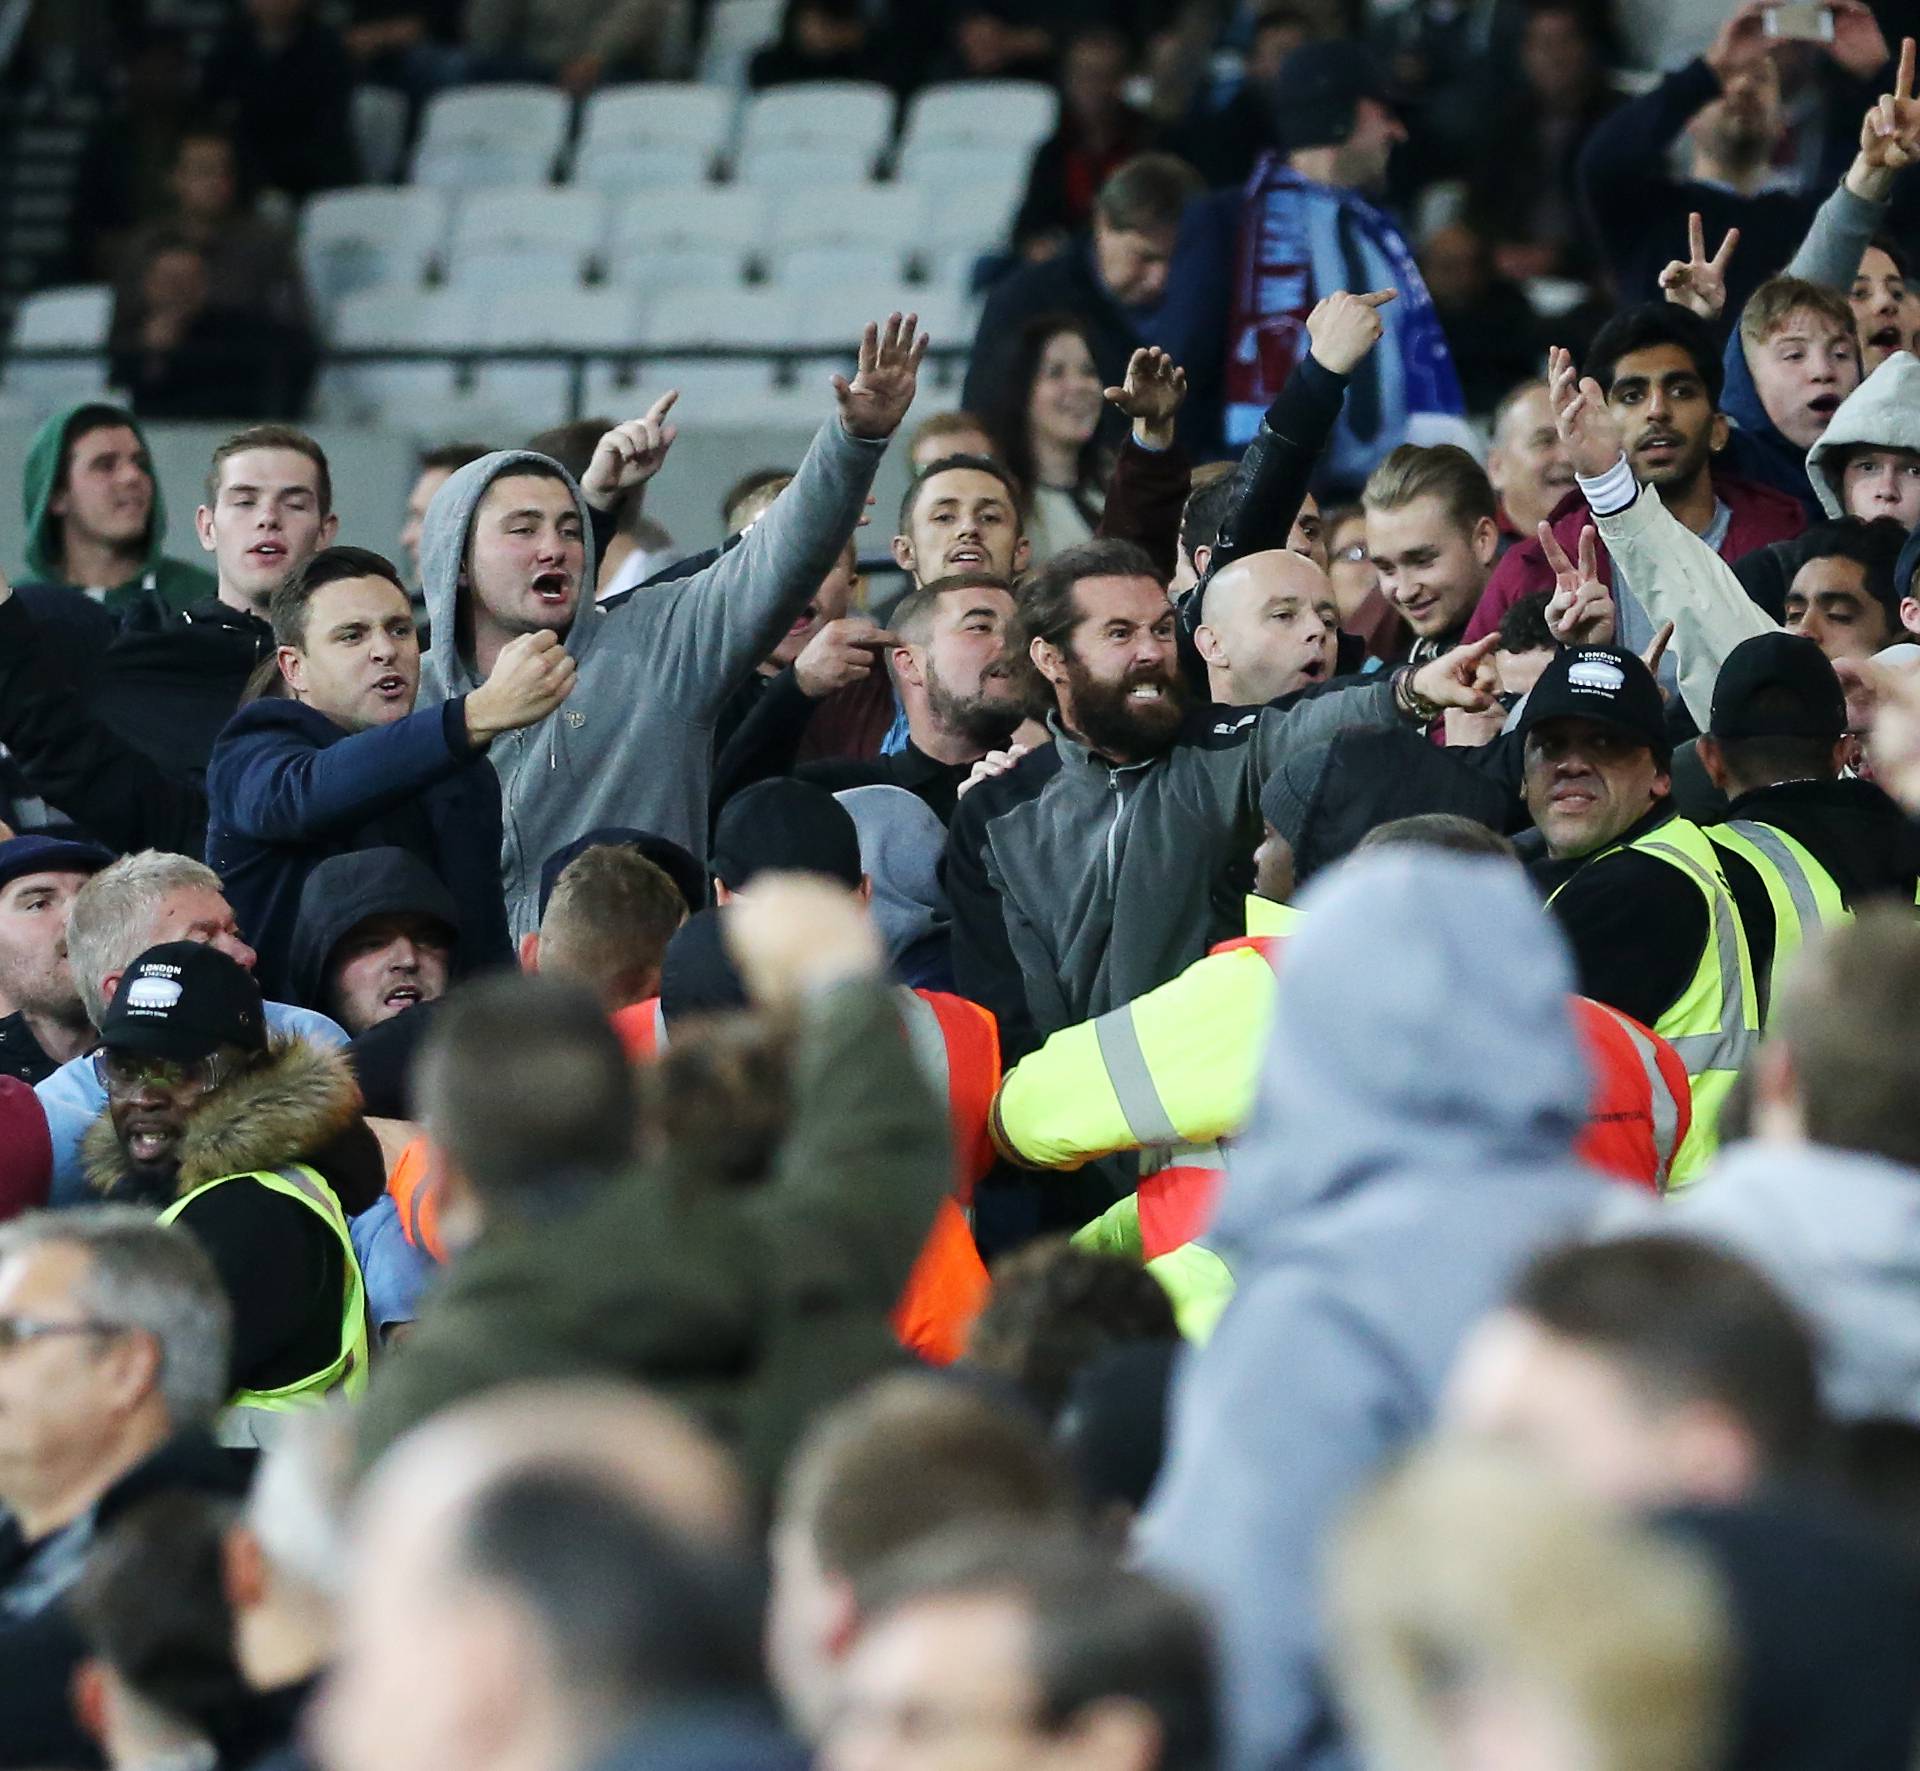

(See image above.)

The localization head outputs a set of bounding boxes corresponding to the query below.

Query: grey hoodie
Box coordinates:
[1660,1139,1920,1423]
[1805,351,1920,519]
[417,418,887,937]
[1136,852,1613,1771]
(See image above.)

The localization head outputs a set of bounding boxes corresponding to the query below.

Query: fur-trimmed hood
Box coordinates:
[83,1035,364,1200]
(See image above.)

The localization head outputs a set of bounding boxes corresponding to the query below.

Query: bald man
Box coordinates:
[1193,548,1343,705]
[315,1382,781,1771]
[1487,380,1576,538]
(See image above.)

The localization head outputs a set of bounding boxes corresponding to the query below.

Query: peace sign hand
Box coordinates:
[1540,522,1616,648]
[1657,212,1739,322]
[1856,35,1920,183]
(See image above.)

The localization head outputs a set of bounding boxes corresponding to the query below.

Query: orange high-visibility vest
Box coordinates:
[597,988,997,1364]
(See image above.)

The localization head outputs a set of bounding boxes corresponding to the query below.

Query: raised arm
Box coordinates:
[1097,347,1193,582]
[1210,290,1392,572]
[1792,36,1920,287]
[610,316,925,722]
[1547,345,1773,726]
[726,878,949,1322]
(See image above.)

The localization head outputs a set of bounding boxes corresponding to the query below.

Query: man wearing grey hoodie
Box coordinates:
[416,315,928,937]
[1136,850,1615,1771]
[1665,906,1920,1425]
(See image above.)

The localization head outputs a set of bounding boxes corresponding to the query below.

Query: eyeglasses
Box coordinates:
[92,1050,233,1095]
[0,1316,123,1355]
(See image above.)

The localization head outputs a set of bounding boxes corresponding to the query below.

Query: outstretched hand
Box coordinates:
[1541,522,1617,647]
[1853,35,1920,191]
[834,312,930,441]
[1410,632,1501,714]
[1658,212,1739,322]
[1104,347,1187,448]
[581,391,679,510]
[1547,344,1626,481]
[1306,288,1397,375]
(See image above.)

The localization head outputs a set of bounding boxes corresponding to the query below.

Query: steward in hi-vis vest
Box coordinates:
[82,942,375,1444]
[1523,645,1760,1186]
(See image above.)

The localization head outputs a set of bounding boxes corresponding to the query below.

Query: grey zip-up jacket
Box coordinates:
[945,677,1417,1058]
[417,417,886,937]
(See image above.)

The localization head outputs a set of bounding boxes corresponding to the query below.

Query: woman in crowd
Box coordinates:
[984,314,1111,567]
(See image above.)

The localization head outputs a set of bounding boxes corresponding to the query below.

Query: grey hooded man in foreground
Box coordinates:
[1136,849,1618,1771]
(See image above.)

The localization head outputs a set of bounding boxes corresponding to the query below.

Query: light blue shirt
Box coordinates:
[36,1002,348,1207]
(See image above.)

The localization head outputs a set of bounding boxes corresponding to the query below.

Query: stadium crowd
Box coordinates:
[6,0,1920,1769]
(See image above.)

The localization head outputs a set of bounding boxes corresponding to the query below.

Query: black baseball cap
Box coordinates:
[1519,645,1671,759]
[1709,632,1847,741]
[710,780,863,893]
[537,827,706,919]
[99,942,266,1063]
[0,834,112,895]
[658,908,749,1026]
[1270,40,1393,150]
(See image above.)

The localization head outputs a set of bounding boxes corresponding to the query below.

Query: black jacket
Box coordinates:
[0,1013,57,1087]
[0,1430,249,1769]
[802,742,976,827]
[204,697,508,1002]
[0,592,268,854]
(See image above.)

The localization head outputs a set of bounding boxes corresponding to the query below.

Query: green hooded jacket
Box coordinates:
[352,978,950,1498]
[20,402,218,620]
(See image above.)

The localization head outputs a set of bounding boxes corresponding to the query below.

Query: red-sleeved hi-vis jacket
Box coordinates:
[994,906,1691,1270]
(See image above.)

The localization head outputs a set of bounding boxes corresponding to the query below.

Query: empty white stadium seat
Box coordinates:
[766,244,911,289]
[734,81,893,183]
[412,84,572,189]
[301,188,449,312]
[321,287,481,420]
[894,139,1034,197]
[760,181,917,257]
[605,186,763,287]
[698,0,783,86]
[639,285,798,349]
[2,285,113,416]
[445,186,608,288]
[899,80,1057,157]
[573,83,733,187]
[471,287,644,424]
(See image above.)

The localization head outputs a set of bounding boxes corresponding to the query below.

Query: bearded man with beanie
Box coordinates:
[1523,644,1760,1184]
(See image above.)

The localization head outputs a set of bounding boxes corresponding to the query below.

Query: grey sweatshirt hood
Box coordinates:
[834,785,950,967]
[408,417,887,943]
[417,449,601,696]
[1664,1138,1920,1423]
[1806,351,1920,518]
[1211,850,1591,1269]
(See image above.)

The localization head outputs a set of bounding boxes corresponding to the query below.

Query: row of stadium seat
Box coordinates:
[405,78,1058,191]
[299,178,1021,314]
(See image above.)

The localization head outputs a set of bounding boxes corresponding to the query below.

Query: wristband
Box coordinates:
[1574,453,1638,519]
[1393,665,1444,725]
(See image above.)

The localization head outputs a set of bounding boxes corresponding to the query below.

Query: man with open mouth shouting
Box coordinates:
[205,545,566,999]
[415,313,929,940]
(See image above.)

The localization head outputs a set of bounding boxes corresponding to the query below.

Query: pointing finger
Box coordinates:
[1359,288,1399,306]
[1687,210,1704,265]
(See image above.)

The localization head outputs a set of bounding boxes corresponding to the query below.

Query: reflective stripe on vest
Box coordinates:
[160,1163,370,1416]
[1597,1004,1683,1188]
[1710,820,1852,998]
[1635,835,1758,1077]
[1090,1001,1182,1147]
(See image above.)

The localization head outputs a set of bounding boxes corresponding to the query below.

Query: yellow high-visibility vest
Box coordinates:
[160,1162,369,1443]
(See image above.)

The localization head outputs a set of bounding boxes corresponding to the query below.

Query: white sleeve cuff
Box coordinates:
[1574,453,1638,518]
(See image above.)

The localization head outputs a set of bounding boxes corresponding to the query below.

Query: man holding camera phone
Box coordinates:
[1578,0,1903,318]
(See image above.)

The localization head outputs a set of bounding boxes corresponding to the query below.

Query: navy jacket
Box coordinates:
[204,696,509,1000]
